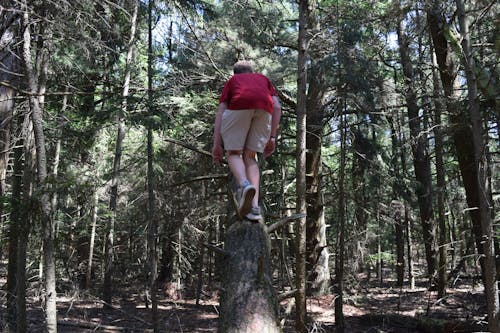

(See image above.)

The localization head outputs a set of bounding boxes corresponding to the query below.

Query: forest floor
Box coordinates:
[0,271,489,333]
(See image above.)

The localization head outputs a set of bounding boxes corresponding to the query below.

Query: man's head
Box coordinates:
[233,60,254,74]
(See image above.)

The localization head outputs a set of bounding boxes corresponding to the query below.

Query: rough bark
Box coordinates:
[430,45,448,299]
[426,0,486,290]
[305,65,330,296]
[396,7,436,281]
[22,3,56,331]
[455,0,499,330]
[218,220,279,333]
[295,0,309,331]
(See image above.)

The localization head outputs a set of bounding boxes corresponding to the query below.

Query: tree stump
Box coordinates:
[218,219,280,333]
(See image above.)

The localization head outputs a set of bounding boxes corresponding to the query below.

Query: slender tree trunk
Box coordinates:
[295,0,309,331]
[430,44,448,299]
[146,0,158,330]
[397,114,415,289]
[389,117,405,287]
[22,2,56,330]
[17,121,35,333]
[86,188,99,288]
[456,0,499,330]
[103,0,139,306]
[396,6,436,282]
[334,105,346,333]
[7,118,23,332]
[2,9,20,330]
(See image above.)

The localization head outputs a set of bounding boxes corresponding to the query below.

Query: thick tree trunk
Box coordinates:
[218,220,279,333]
[455,0,499,330]
[305,67,330,296]
[427,0,493,298]
[396,10,436,281]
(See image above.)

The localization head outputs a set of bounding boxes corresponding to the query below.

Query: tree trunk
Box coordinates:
[86,188,99,289]
[146,0,158,330]
[334,104,347,333]
[397,6,436,281]
[430,44,448,299]
[295,0,309,331]
[455,0,499,330]
[22,3,56,331]
[218,220,279,333]
[427,0,491,300]
[103,0,139,306]
[17,121,35,333]
[305,80,330,296]
[7,119,23,332]
[389,117,405,287]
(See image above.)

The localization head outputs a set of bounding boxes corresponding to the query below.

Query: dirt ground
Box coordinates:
[1,276,488,332]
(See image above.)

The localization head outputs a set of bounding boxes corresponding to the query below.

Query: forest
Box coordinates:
[0,0,498,332]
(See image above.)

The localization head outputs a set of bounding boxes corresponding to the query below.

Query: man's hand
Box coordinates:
[263,138,276,158]
[212,144,223,165]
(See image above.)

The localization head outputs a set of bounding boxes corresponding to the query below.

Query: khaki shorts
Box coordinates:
[221,109,272,153]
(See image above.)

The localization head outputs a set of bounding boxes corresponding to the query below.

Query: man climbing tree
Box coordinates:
[212,60,281,221]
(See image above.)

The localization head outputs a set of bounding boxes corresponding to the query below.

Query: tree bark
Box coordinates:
[218,220,279,333]
[2,11,20,329]
[7,118,23,332]
[334,105,347,333]
[430,43,448,299]
[455,0,499,330]
[146,0,158,330]
[295,0,309,331]
[396,5,436,282]
[389,116,405,287]
[426,0,491,299]
[17,119,35,333]
[21,2,56,331]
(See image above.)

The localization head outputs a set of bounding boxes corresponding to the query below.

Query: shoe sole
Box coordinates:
[238,186,256,217]
[245,213,262,222]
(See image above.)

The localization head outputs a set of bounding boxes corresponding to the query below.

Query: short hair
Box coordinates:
[233,60,253,74]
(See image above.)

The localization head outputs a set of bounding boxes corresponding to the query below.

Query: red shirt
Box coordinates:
[219,73,277,114]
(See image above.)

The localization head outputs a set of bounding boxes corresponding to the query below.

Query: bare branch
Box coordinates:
[203,243,230,257]
[267,213,306,234]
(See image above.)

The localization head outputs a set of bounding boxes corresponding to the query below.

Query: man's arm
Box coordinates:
[270,96,281,138]
[264,96,281,157]
[212,102,227,164]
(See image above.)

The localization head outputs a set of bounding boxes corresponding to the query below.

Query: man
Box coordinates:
[212,60,281,221]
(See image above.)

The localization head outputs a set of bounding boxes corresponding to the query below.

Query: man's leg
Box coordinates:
[227,150,247,186]
[243,150,259,208]
[227,150,255,216]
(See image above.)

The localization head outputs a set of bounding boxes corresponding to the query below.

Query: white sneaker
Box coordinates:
[246,207,262,222]
[235,181,255,217]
